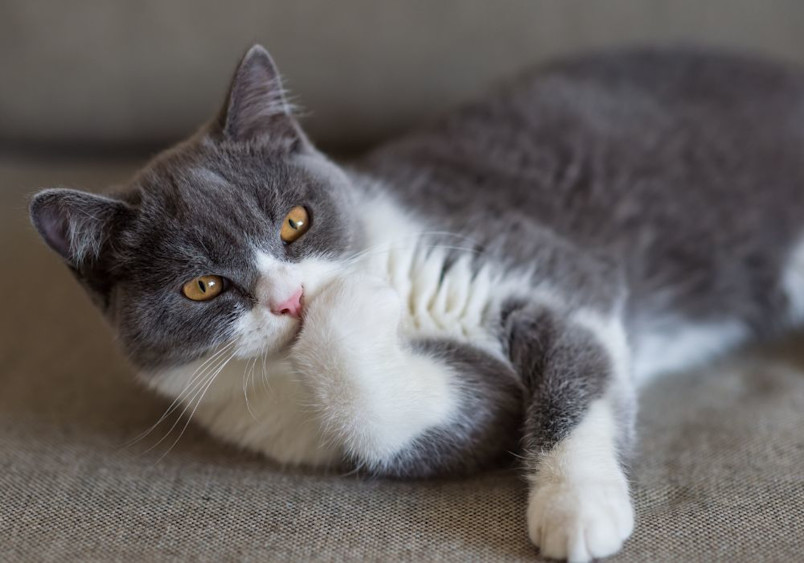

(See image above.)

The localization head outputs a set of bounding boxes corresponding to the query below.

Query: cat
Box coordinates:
[29,44,804,561]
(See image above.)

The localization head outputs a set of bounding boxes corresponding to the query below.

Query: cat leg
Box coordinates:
[290,274,524,477]
[507,304,636,562]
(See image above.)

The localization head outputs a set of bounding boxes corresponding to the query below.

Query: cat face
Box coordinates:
[30,45,361,371]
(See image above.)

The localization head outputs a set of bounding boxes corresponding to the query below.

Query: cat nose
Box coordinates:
[270,288,303,318]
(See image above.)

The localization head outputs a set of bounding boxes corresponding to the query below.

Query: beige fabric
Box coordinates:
[4,1,804,151]
[1,157,803,561]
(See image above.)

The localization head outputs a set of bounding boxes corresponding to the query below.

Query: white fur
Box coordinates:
[151,261,462,468]
[632,316,748,383]
[782,235,804,323]
[155,354,340,466]
[291,274,459,466]
[572,308,630,382]
[356,194,537,360]
[527,398,634,562]
[234,252,343,358]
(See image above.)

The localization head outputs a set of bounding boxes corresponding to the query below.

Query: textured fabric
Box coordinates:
[4,1,804,151]
[1,158,803,561]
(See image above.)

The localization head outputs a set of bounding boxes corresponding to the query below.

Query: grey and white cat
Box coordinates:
[29,45,804,561]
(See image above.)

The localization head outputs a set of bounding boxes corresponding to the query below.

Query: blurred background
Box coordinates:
[3,0,804,157]
[2,2,804,561]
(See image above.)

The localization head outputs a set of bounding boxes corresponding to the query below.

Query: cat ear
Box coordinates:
[30,188,132,269]
[217,44,309,149]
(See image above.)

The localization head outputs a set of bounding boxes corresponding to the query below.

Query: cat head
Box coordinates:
[30,45,362,372]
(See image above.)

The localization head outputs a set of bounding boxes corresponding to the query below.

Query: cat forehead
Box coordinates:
[130,138,347,210]
[130,162,298,227]
[111,144,356,268]
[140,163,285,202]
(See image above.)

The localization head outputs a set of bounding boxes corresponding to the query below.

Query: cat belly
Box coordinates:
[781,234,804,325]
[631,316,749,383]
[630,233,804,381]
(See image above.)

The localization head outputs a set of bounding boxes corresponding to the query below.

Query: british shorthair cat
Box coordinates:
[30,45,804,561]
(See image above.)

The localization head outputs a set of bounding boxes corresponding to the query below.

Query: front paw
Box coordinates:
[527,478,634,562]
[295,274,403,360]
[289,274,412,462]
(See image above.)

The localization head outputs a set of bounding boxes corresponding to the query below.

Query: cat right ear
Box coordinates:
[215,44,310,150]
[29,188,132,269]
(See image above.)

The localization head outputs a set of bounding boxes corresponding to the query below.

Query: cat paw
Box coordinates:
[296,274,403,358]
[527,478,634,562]
[290,274,422,463]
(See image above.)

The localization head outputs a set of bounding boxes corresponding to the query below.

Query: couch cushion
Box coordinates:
[1,157,802,561]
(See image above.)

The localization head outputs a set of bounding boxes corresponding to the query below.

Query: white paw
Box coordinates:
[290,274,447,464]
[299,274,402,352]
[527,478,634,562]
[291,274,405,383]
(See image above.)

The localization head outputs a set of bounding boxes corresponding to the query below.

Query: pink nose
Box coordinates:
[270,288,303,318]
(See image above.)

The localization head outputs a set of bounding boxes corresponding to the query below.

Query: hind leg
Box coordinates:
[628,236,804,383]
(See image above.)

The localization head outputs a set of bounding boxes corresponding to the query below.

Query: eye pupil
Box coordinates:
[280,206,311,243]
[182,275,224,301]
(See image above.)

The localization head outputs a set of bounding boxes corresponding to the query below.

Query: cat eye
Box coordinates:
[280,206,310,243]
[182,275,225,301]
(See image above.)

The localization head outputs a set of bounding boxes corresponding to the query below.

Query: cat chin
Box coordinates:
[231,305,303,358]
[233,322,300,360]
[137,322,300,402]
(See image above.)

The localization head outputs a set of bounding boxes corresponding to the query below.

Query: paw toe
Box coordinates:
[583,512,624,559]
[527,480,634,562]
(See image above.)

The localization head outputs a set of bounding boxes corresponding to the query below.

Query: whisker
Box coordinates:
[253,345,269,396]
[124,341,235,448]
[260,347,273,395]
[140,347,235,455]
[154,350,237,464]
[243,355,258,420]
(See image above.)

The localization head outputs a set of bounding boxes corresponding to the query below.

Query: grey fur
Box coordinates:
[28,46,804,483]
[506,304,615,454]
[360,48,804,338]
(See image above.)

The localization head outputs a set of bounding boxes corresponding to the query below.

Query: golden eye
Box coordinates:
[280,206,310,243]
[182,275,225,301]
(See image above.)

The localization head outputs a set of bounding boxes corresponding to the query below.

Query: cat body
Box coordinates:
[30,47,804,561]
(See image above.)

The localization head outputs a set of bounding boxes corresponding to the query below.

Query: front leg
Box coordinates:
[508,304,636,562]
[291,275,523,477]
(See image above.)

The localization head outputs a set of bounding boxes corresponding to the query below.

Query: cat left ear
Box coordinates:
[30,188,135,307]
[216,44,309,150]
[29,188,132,269]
